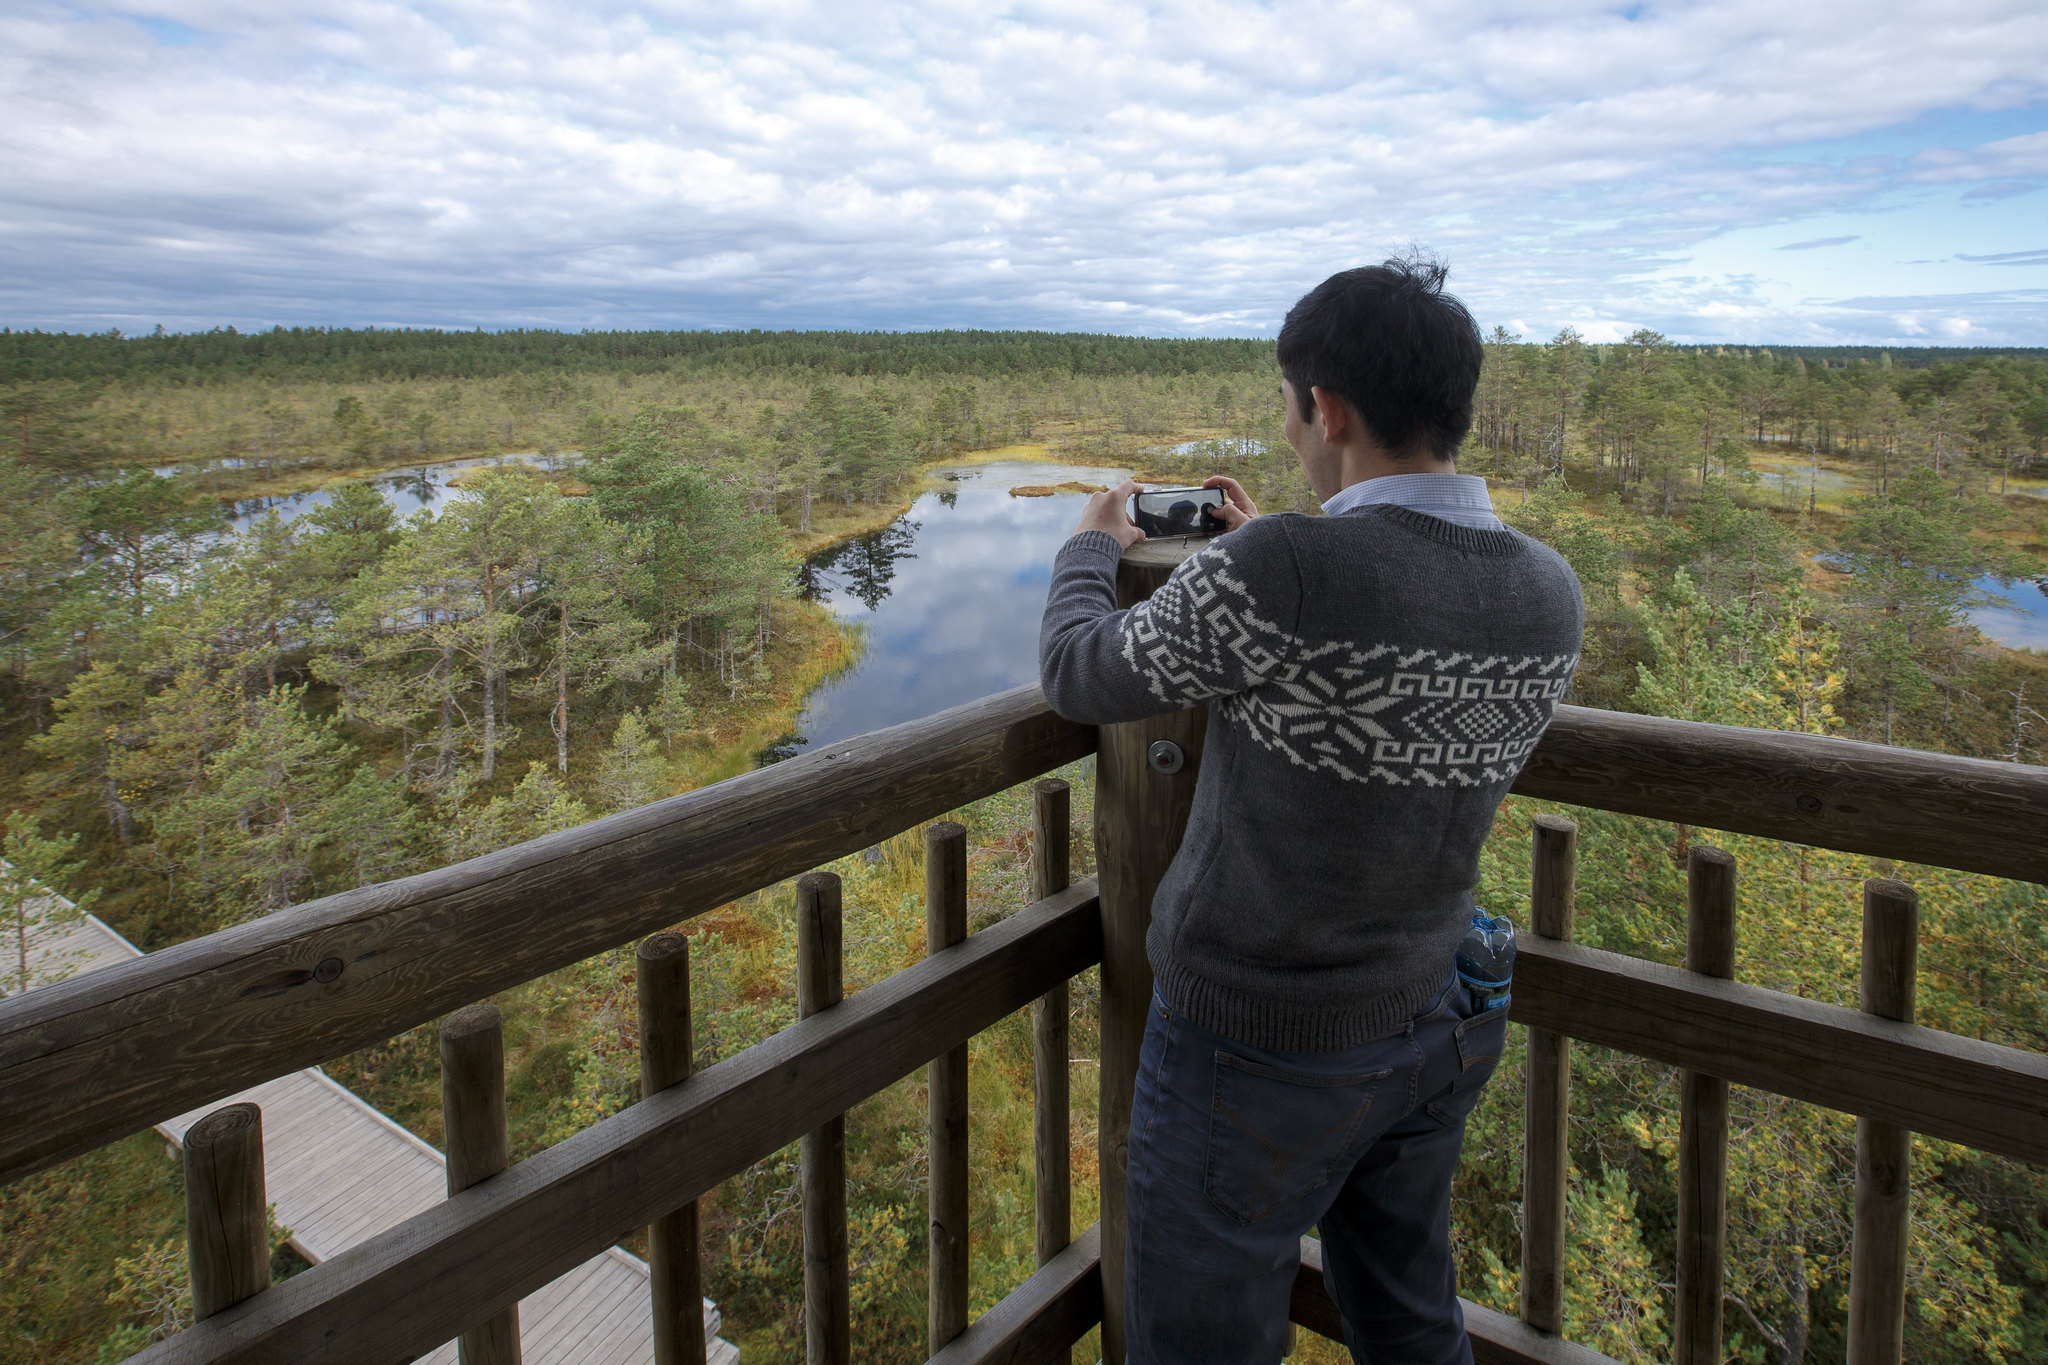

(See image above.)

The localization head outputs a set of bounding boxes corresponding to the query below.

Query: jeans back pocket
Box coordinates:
[1203,1053,1392,1226]
[1425,1008,1510,1127]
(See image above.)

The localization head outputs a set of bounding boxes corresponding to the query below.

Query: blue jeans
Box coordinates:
[1125,979,1506,1365]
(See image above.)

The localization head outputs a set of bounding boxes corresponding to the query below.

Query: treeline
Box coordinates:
[0,326,1277,385]
[2,363,1275,487]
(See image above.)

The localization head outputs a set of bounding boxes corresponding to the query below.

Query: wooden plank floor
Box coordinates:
[37,909,739,1365]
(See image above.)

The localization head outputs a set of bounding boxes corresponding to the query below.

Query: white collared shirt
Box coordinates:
[1320,472,1505,531]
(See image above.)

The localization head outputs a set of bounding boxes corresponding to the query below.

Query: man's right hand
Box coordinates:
[1203,475,1259,532]
[1074,479,1146,548]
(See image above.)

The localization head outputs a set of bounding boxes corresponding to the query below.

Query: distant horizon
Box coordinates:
[6,321,2048,357]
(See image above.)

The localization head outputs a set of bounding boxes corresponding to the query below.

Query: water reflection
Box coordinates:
[775,459,1133,760]
[206,453,580,533]
[1971,575,2048,651]
[801,520,921,611]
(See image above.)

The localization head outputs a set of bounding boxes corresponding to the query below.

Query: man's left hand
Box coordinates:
[1075,479,1146,548]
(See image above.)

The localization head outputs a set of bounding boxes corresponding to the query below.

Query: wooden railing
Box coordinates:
[4,542,2046,1365]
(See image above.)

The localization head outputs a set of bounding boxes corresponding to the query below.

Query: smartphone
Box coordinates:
[1130,486,1227,537]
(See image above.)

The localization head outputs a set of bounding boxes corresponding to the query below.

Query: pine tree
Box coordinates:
[324,763,421,889]
[160,687,352,921]
[648,673,695,754]
[29,659,147,844]
[530,498,662,774]
[594,711,667,813]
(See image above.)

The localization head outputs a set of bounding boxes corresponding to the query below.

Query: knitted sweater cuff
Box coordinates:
[1059,529,1126,566]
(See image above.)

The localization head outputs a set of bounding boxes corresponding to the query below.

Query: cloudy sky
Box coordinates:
[3,1,2046,343]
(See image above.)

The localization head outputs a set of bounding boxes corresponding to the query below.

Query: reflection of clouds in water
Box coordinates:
[1969,575,2048,651]
[793,461,1130,749]
[220,453,571,533]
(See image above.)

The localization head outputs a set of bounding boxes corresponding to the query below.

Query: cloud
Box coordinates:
[1956,247,2048,263]
[0,1,2046,341]
[1778,236,1860,250]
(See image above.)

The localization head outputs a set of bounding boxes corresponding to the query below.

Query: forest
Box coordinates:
[1,326,2046,1365]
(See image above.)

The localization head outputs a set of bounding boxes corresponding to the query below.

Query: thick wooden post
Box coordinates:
[183,1102,271,1321]
[442,1003,520,1365]
[1674,847,1736,1365]
[797,873,850,1365]
[1031,777,1074,1268]
[638,932,707,1365]
[926,821,971,1353]
[1521,814,1577,1335]
[1848,879,1918,1365]
[1094,536,1209,1365]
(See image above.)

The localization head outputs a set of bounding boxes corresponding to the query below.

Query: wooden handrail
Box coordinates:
[131,878,1104,1365]
[1520,705,2048,885]
[0,684,1093,1185]
[1509,936,2048,1166]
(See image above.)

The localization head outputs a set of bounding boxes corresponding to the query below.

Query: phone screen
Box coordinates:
[1131,487,1226,537]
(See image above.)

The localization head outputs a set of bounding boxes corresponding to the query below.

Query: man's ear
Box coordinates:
[1309,385,1353,443]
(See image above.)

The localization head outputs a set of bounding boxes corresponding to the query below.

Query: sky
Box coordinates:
[2,1,2046,344]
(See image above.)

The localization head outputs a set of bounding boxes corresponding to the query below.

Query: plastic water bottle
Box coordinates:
[1456,911,1517,1011]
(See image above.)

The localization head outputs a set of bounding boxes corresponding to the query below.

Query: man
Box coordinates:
[1038,258,1583,1364]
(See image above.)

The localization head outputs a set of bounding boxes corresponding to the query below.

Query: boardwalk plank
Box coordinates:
[558,1273,649,1365]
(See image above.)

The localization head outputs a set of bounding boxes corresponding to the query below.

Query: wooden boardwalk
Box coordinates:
[23,905,738,1365]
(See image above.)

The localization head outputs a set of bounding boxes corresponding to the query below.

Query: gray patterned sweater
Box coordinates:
[1039,506,1583,1051]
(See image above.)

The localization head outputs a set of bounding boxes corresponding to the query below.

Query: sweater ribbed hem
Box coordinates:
[1151,953,1448,1054]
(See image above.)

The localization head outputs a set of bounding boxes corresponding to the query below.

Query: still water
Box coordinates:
[212,453,577,533]
[1972,575,2048,651]
[781,461,2048,767]
[776,459,1132,758]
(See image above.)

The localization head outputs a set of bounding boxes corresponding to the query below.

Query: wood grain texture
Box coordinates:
[128,879,1103,1365]
[440,1004,509,1198]
[1521,817,1576,1336]
[926,1223,1103,1365]
[1030,780,1072,1270]
[1675,849,1733,1365]
[1289,1236,1622,1365]
[1514,705,2048,885]
[1095,542,1208,1365]
[1848,880,1918,1365]
[184,1104,271,1321]
[797,873,849,1365]
[637,932,705,1365]
[1507,938,2048,1166]
[927,823,972,1354]
[440,1003,519,1365]
[0,684,1095,1186]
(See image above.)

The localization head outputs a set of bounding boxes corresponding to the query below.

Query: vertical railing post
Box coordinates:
[926,821,971,1354]
[638,932,707,1365]
[797,872,851,1365]
[1094,539,1207,1365]
[442,1003,520,1365]
[183,1102,271,1321]
[1848,879,1918,1365]
[1031,777,1073,1268]
[1521,814,1577,1335]
[1674,847,1736,1365]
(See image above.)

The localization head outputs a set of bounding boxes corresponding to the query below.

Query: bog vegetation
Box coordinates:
[1,327,2046,1364]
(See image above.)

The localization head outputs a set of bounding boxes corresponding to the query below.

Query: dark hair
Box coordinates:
[1275,255,1484,461]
